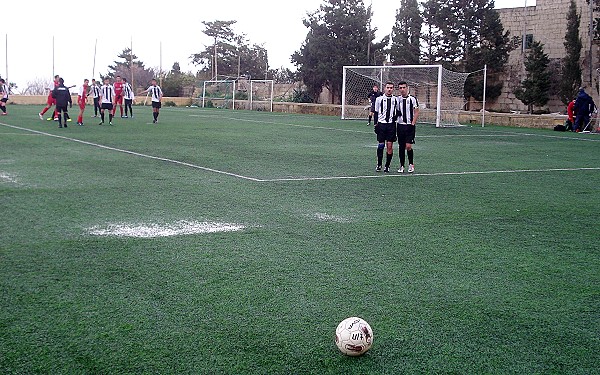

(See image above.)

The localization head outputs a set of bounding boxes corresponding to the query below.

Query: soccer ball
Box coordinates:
[335,317,373,356]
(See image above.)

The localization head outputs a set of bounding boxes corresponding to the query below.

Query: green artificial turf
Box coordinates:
[1,105,599,374]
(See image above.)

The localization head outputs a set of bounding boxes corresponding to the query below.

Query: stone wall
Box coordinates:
[496,0,599,113]
[6,95,567,129]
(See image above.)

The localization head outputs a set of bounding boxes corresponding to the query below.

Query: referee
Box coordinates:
[373,82,398,173]
[396,81,420,173]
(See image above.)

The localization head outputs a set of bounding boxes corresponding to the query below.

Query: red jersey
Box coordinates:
[114,81,124,97]
[567,100,575,122]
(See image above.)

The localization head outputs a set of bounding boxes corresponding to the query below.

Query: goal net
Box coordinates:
[234,79,274,112]
[342,65,472,127]
[201,80,236,109]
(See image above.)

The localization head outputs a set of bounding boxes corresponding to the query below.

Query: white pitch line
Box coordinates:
[258,167,600,182]
[3,121,598,184]
[0,122,262,182]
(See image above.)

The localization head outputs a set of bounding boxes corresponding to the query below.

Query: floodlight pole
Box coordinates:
[482,64,487,128]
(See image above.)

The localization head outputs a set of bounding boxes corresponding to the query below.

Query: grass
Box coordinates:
[1,105,599,374]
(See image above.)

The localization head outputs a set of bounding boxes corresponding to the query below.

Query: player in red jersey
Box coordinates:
[76,79,90,126]
[39,75,60,120]
[112,75,124,117]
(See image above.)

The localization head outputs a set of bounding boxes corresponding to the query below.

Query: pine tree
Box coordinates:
[514,41,551,113]
[560,0,583,104]
[422,0,511,101]
[389,0,422,65]
[292,0,377,103]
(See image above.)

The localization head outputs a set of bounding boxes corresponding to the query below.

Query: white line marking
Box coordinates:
[258,167,600,182]
[0,122,261,181]
[2,121,598,183]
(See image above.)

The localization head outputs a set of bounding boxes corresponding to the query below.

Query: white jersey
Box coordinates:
[100,84,115,104]
[396,95,419,125]
[374,94,398,124]
[147,85,162,102]
[78,85,88,97]
[123,82,134,100]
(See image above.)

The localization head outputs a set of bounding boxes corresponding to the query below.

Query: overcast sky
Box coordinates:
[3,0,532,91]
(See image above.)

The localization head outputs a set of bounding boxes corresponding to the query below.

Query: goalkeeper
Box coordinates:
[367,84,382,126]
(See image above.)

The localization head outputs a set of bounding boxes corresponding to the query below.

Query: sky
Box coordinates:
[3,0,532,92]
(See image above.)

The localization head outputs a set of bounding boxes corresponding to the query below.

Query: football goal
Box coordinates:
[342,65,474,127]
[234,79,274,112]
[201,80,236,109]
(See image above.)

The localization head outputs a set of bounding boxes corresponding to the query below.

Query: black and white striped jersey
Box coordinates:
[100,84,115,104]
[123,83,134,100]
[374,95,398,124]
[147,85,162,102]
[396,95,419,125]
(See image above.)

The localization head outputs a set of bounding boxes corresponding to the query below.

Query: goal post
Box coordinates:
[249,80,274,112]
[341,65,473,127]
[201,80,236,109]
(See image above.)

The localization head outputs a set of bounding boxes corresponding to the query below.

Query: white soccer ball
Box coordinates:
[334,316,374,356]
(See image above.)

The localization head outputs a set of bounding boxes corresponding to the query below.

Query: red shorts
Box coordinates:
[115,95,123,105]
[47,95,56,106]
[78,99,87,110]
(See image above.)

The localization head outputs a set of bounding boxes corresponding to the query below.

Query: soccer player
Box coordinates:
[373,82,398,173]
[396,81,420,173]
[76,79,90,126]
[140,79,163,123]
[99,77,115,125]
[90,79,101,117]
[0,79,8,115]
[112,75,124,118]
[367,84,382,126]
[122,78,134,118]
[39,75,60,120]
[51,78,72,128]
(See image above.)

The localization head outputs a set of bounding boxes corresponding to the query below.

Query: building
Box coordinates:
[495,0,598,113]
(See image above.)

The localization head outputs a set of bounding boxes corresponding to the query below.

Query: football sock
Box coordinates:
[77,115,82,123]
[100,113,105,122]
[1,106,6,113]
[120,107,123,116]
[153,112,158,121]
[377,144,384,166]
[41,107,48,115]
[385,152,393,168]
[368,115,372,124]
[407,149,414,165]
[399,147,406,167]
[109,114,113,122]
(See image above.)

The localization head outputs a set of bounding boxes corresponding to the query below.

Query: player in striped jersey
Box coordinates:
[76,79,90,126]
[90,79,101,117]
[122,78,134,118]
[396,81,420,173]
[0,78,8,115]
[140,79,163,123]
[98,77,116,125]
[373,82,398,173]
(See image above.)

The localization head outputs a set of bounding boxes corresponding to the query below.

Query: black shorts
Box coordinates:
[375,122,397,143]
[152,101,162,109]
[397,123,416,144]
[101,103,113,111]
[1,98,7,103]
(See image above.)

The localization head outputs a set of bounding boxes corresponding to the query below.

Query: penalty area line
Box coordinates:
[258,167,600,182]
[0,122,262,182]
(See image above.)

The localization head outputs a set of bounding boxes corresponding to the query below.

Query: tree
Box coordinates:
[291,0,381,104]
[161,62,197,97]
[421,0,445,64]
[105,48,155,90]
[191,20,269,80]
[423,0,511,102]
[389,0,422,65]
[19,78,51,95]
[514,41,551,113]
[560,0,583,104]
